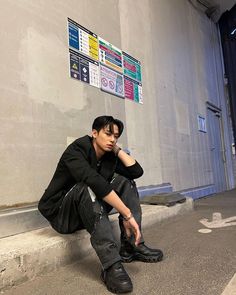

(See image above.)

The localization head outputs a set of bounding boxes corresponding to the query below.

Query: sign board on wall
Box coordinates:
[123,51,142,104]
[197,115,207,133]
[124,76,143,104]
[68,18,99,61]
[123,51,142,82]
[68,18,143,102]
[99,37,123,73]
[100,64,124,98]
[69,49,100,88]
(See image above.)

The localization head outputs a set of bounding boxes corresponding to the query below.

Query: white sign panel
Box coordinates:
[100,64,124,98]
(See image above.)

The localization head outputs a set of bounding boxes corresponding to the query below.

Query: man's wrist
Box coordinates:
[123,212,133,221]
[113,145,122,156]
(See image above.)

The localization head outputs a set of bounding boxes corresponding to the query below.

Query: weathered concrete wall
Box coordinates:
[0,0,128,207]
[147,0,233,190]
[119,0,163,186]
[0,0,233,207]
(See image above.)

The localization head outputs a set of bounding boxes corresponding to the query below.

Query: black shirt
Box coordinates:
[38,135,143,221]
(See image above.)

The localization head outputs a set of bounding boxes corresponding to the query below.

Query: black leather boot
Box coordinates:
[101,261,133,294]
[120,241,163,263]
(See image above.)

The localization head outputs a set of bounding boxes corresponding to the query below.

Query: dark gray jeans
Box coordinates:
[50,175,144,269]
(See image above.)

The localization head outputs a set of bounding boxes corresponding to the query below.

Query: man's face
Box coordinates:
[92,124,119,153]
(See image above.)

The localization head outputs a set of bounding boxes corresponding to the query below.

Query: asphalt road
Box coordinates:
[2,190,236,295]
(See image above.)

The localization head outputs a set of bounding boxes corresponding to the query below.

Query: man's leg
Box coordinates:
[50,183,133,293]
[111,175,164,263]
[111,175,143,243]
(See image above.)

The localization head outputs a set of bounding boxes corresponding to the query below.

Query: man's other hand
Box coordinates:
[123,217,141,246]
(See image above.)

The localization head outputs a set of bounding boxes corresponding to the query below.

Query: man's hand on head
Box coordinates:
[112,145,121,156]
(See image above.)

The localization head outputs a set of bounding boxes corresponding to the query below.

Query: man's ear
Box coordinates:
[92,129,98,139]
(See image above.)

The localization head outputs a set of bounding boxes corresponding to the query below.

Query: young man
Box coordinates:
[38,115,163,294]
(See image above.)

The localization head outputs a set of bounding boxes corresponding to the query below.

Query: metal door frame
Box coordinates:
[206,101,229,190]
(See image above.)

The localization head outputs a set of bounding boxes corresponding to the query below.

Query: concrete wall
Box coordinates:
[0,0,233,207]
[148,0,233,191]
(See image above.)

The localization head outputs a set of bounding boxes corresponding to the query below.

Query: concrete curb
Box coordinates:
[0,197,193,291]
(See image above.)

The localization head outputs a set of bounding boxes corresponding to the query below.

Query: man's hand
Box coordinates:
[103,191,141,246]
[112,144,121,156]
[112,145,136,167]
[123,216,141,246]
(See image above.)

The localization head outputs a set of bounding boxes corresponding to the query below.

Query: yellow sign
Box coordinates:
[89,35,99,60]
[72,63,78,70]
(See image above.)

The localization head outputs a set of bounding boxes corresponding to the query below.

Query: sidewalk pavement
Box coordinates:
[0,198,193,292]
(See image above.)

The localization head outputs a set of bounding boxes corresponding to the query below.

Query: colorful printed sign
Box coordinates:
[100,65,124,97]
[99,37,123,73]
[68,18,143,102]
[68,18,99,61]
[124,76,143,104]
[69,49,100,88]
[123,51,142,82]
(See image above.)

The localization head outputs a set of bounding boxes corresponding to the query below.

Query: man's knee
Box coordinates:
[112,174,136,186]
[70,183,98,205]
[111,175,137,194]
[70,184,109,233]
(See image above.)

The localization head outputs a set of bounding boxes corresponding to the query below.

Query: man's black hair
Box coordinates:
[92,116,124,137]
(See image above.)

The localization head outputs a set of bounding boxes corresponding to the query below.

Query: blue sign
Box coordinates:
[68,22,79,50]
[69,49,100,88]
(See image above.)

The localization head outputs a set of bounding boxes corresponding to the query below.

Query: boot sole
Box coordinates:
[121,252,163,263]
[101,272,133,294]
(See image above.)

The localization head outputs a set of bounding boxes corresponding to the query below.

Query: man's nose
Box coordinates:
[110,135,115,142]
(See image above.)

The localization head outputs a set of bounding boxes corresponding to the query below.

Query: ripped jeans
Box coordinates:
[50,175,144,269]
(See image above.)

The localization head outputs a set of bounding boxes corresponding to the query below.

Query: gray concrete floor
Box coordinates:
[2,189,236,295]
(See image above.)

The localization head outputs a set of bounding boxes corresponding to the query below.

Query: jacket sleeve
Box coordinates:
[115,159,144,179]
[62,147,113,199]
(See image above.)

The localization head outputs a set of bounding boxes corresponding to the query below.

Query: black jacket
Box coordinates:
[38,135,143,221]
